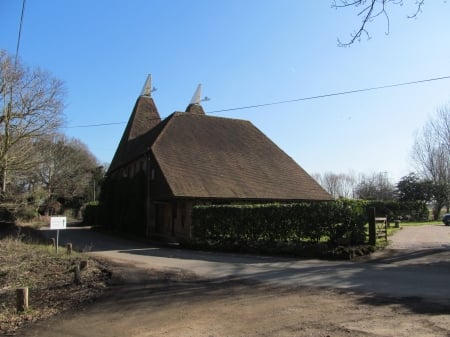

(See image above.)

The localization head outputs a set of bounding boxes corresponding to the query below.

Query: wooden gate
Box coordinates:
[368,207,388,245]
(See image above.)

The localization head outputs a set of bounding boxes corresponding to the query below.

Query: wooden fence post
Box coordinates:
[66,243,72,256]
[16,287,28,312]
[368,207,376,246]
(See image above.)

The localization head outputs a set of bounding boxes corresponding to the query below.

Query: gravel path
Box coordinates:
[388,224,450,250]
[364,223,450,266]
[21,224,450,337]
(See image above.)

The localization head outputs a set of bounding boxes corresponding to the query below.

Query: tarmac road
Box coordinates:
[40,223,450,304]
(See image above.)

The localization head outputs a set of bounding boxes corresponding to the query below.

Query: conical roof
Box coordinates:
[108,95,161,172]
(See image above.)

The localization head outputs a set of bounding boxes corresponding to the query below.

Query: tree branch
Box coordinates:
[332,0,427,46]
[408,0,425,18]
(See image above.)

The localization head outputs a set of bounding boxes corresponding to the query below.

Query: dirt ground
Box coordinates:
[14,224,450,337]
[17,263,450,337]
[0,232,110,335]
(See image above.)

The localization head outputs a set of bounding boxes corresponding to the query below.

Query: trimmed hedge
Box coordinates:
[191,199,368,246]
[190,199,429,253]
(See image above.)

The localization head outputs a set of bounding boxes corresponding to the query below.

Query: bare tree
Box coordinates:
[0,49,65,196]
[13,133,101,217]
[332,0,426,46]
[32,134,99,201]
[412,106,450,219]
[354,172,395,200]
[314,171,357,198]
[430,106,450,154]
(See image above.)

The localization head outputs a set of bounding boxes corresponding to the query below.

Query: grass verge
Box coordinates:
[398,220,442,227]
[0,223,111,334]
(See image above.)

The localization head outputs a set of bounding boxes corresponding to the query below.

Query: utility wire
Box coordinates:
[64,74,450,129]
[209,75,450,113]
[14,0,26,67]
[7,0,26,124]
[65,121,127,129]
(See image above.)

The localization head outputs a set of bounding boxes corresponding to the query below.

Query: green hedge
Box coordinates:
[192,199,368,246]
[366,200,428,221]
[191,199,428,250]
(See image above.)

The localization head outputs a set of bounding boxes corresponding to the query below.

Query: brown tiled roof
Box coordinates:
[109,96,161,172]
[127,96,161,139]
[151,112,332,201]
[185,103,205,115]
[108,97,331,201]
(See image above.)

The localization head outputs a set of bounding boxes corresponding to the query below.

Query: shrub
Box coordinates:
[366,200,428,221]
[15,204,37,221]
[191,199,368,248]
[82,201,99,226]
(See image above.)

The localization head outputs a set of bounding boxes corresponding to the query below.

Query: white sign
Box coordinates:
[50,216,67,230]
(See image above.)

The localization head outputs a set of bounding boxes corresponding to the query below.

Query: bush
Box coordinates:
[366,200,428,221]
[83,201,100,226]
[15,204,37,221]
[191,200,368,249]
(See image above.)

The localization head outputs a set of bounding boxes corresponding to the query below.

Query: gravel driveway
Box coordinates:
[364,223,450,266]
[24,223,450,337]
[388,224,450,250]
[40,223,450,301]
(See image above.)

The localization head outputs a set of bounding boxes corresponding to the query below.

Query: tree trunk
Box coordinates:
[432,202,444,221]
[1,166,6,195]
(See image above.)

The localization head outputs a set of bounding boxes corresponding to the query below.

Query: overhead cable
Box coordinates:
[64,75,450,129]
[209,75,450,113]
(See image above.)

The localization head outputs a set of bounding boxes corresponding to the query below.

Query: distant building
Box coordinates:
[106,76,332,238]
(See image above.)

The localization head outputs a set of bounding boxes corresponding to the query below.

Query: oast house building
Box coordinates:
[105,77,332,239]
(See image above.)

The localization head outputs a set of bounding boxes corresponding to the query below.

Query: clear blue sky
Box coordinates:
[1,1,449,182]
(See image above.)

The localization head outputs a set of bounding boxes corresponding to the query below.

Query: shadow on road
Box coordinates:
[39,226,450,312]
[94,271,450,318]
[356,293,450,315]
[41,227,149,252]
[365,247,450,264]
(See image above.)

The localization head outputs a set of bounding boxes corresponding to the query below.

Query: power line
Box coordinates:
[14,0,26,67]
[7,0,26,136]
[209,75,450,113]
[64,74,450,129]
[64,121,126,129]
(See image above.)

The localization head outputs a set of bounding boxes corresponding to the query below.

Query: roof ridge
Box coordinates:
[174,111,252,123]
[150,112,180,149]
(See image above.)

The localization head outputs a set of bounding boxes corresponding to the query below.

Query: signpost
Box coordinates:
[50,216,67,253]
